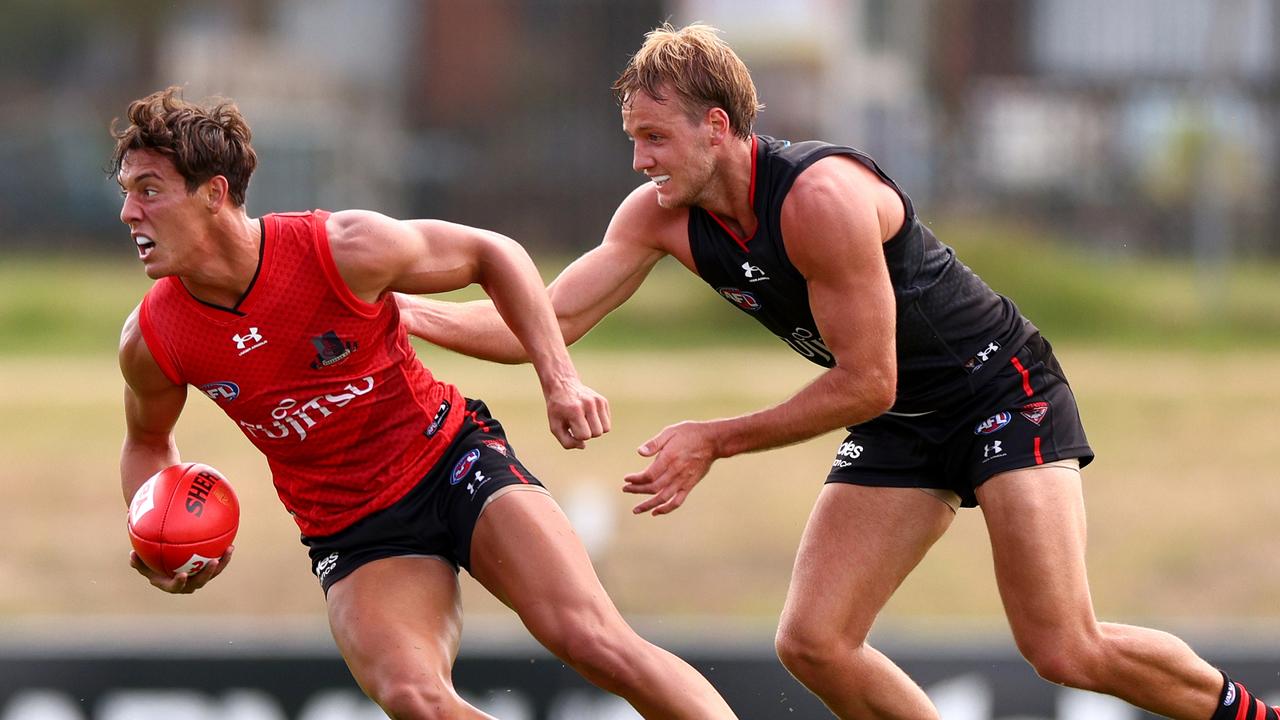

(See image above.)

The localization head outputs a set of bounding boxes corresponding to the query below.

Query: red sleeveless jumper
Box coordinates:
[139,210,465,536]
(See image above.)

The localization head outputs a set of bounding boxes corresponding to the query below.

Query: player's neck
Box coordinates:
[181,212,262,308]
[700,135,756,237]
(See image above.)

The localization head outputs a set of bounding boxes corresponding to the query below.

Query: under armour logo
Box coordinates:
[466,470,490,498]
[984,440,1003,459]
[976,341,1001,363]
[741,261,769,281]
[232,327,267,355]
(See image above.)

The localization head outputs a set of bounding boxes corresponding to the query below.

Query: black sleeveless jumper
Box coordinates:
[687,135,1035,415]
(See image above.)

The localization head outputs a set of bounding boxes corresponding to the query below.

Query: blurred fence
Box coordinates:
[2,0,1278,256]
[3,639,1278,720]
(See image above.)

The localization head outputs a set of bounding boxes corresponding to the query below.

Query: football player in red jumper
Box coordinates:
[111,86,736,720]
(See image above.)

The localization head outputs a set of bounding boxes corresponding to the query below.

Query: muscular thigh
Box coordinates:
[326,555,466,690]
[976,464,1094,638]
[782,483,955,640]
[468,486,611,617]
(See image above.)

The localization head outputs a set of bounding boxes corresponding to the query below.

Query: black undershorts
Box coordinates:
[303,398,546,593]
[826,334,1093,508]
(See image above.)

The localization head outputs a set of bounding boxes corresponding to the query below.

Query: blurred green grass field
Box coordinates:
[3,228,1280,640]
[7,221,1280,356]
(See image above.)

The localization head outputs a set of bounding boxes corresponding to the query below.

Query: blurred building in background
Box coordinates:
[0,0,1276,258]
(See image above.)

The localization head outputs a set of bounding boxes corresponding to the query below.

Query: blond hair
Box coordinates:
[613,22,762,139]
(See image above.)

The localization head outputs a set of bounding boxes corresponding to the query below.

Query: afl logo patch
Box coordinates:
[717,287,761,311]
[974,411,1012,435]
[451,449,481,485]
[200,381,240,402]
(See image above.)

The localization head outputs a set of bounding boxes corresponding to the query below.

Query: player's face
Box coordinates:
[117,149,211,279]
[622,89,716,209]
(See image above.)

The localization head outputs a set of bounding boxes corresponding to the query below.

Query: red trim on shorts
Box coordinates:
[1010,356,1034,397]
[1233,684,1248,720]
[467,409,491,433]
[1034,436,1044,465]
[508,465,530,484]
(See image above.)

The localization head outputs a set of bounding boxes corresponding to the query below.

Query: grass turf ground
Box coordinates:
[2,240,1279,638]
[4,343,1279,637]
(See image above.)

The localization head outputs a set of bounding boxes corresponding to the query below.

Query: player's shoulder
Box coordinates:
[784,153,892,229]
[792,152,883,197]
[119,302,144,351]
[118,300,175,388]
[325,208,394,241]
[323,209,421,268]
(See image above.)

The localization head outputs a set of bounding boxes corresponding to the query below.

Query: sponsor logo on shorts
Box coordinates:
[837,441,864,459]
[1020,401,1049,426]
[832,441,863,469]
[963,340,1002,373]
[200,381,240,402]
[451,448,481,485]
[466,470,491,498]
[983,440,1005,462]
[315,552,340,583]
[974,411,1012,435]
[482,439,508,456]
[425,399,451,438]
[717,287,761,311]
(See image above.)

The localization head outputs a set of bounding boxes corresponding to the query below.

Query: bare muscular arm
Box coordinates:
[624,157,901,514]
[394,184,675,363]
[119,305,232,591]
[325,210,624,447]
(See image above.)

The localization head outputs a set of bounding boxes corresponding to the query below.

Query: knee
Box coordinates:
[1015,630,1102,690]
[366,677,463,720]
[775,615,861,680]
[543,619,642,689]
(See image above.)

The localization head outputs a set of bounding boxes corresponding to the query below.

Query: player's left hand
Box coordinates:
[544,377,611,449]
[623,421,719,516]
[130,545,233,594]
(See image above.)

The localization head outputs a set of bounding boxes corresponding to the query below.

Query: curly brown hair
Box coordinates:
[108,86,257,207]
[613,22,763,139]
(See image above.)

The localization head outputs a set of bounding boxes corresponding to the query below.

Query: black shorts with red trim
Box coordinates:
[303,398,545,593]
[826,333,1093,508]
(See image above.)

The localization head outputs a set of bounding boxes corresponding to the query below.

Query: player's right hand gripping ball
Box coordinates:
[128,463,239,576]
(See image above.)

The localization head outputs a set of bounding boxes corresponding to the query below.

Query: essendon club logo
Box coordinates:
[310,330,358,369]
[717,287,761,311]
[1020,401,1049,426]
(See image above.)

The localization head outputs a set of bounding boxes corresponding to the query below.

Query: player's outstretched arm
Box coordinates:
[395,184,672,364]
[119,306,232,593]
[327,209,612,448]
[624,158,899,515]
[395,295,529,364]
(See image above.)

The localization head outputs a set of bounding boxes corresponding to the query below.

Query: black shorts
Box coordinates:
[826,334,1093,508]
[303,398,546,593]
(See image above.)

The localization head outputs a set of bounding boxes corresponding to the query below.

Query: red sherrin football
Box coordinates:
[128,462,239,576]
